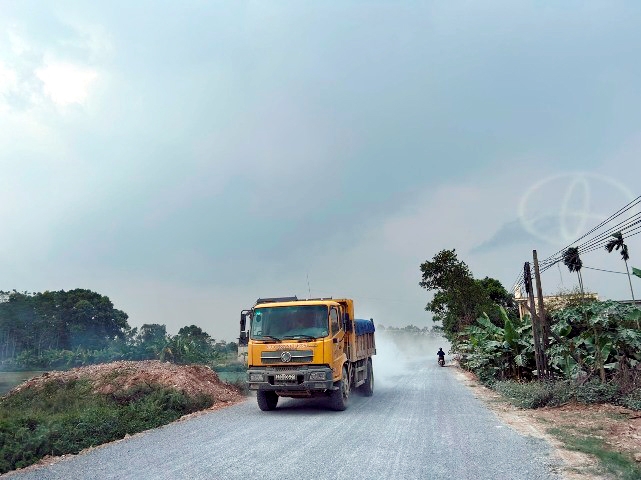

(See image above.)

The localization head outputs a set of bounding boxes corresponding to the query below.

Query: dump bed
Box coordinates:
[349,318,376,361]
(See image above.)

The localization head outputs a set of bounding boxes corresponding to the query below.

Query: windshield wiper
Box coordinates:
[257,335,281,342]
[282,334,316,340]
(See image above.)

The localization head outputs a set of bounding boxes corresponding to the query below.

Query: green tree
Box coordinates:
[134,324,169,359]
[605,232,635,301]
[0,289,130,367]
[419,249,513,339]
[169,325,216,364]
[476,277,519,321]
[57,289,129,350]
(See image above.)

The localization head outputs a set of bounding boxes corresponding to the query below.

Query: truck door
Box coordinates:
[330,306,345,381]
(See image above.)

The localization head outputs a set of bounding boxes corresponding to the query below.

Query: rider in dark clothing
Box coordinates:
[437,348,445,363]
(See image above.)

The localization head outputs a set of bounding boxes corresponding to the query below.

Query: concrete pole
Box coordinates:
[525,262,543,379]
[533,250,550,379]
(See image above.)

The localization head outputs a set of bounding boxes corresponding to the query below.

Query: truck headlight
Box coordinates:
[249,373,263,382]
[309,371,326,381]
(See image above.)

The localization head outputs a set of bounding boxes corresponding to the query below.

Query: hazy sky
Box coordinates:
[1,1,640,342]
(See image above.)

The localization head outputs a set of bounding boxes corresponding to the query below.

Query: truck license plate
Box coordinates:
[275,374,296,381]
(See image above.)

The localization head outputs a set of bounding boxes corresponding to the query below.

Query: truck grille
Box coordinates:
[261,350,313,364]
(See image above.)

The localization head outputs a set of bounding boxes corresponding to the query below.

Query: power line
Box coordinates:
[537,211,641,269]
[577,228,641,256]
[538,195,641,266]
[530,227,641,279]
[512,195,641,291]
[582,266,628,275]
[574,215,641,254]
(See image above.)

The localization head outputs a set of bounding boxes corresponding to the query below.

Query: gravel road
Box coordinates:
[3,336,562,480]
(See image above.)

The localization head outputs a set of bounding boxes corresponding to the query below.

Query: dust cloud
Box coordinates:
[373,331,451,387]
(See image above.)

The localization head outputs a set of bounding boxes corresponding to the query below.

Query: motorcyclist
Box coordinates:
[437,347,445,365]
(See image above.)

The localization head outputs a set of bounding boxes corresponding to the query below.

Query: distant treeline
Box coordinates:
[377,324,441,334]
[0,289,237,371]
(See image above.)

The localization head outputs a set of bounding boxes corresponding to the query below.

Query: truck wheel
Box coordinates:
[257,390,279,411]
[329,366,350,411]
[360,359,374,397]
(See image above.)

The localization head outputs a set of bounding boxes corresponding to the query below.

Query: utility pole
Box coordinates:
[524,262,544,379]
[532,250,550,379]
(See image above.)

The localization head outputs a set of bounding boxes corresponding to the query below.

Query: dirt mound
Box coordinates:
[5,360,244,407]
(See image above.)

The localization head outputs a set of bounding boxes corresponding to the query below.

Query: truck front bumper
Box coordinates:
[247,366,334,392]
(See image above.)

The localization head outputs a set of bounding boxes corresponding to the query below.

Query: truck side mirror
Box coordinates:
[240,311,248,332]
[344,313,352,332]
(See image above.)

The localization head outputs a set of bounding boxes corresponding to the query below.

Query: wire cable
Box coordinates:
[538,195,641,266]
[509,195,641,292]
[582,266,628,275]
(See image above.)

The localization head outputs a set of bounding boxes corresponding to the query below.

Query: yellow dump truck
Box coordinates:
[239,296,376,411]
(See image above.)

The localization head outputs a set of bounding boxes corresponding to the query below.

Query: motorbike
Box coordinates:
[438,356,445,367]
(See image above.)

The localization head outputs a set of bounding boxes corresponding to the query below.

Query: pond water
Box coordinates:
[0,371,46,395]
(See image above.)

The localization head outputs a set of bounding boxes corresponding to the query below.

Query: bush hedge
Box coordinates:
[491,379,640,411]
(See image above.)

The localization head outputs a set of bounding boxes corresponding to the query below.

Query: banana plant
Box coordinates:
[551,300,641,382]
[457,307,534,381]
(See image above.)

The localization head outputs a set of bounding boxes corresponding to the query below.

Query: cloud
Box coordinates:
[36,62,98,106]
[1,1,641,341]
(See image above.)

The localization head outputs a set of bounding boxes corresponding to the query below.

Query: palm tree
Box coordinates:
[563,247,585,297]
[605,231,635,301]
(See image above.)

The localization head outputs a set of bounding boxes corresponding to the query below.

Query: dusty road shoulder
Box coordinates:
[453,367,641,480]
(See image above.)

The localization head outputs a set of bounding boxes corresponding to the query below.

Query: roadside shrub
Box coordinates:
[492,378,638,410]
[544,381,575,407]
[618,388,641,411]
[575,379,620,404]
[493,380,573,409]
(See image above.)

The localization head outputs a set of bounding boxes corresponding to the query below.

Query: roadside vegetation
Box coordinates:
[420,248,641,476]
[419,249,641,408]
[0,373,214,474]
[0,288,246,474]
[0,289,241,372]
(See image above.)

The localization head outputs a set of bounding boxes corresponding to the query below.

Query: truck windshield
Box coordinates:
[250,305,329,340]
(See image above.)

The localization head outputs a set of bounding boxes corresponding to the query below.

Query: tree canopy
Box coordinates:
[0,289,128,359]
[419,249,516,339]
[0,289,237,370]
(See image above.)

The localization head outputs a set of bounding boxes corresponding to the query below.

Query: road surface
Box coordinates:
[4,336,561,480]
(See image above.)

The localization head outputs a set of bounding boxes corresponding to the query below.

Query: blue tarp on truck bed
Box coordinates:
[354,318,375,335]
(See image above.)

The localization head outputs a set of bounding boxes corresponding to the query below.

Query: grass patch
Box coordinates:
[547,427,641,480]
[0,379,213,474]
[492,379,641,411]
[492,380,574,409]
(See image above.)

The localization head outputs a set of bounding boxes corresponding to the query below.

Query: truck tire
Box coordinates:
[257,390,279,411]
[329,366,350,411]
[360,359,374,397]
